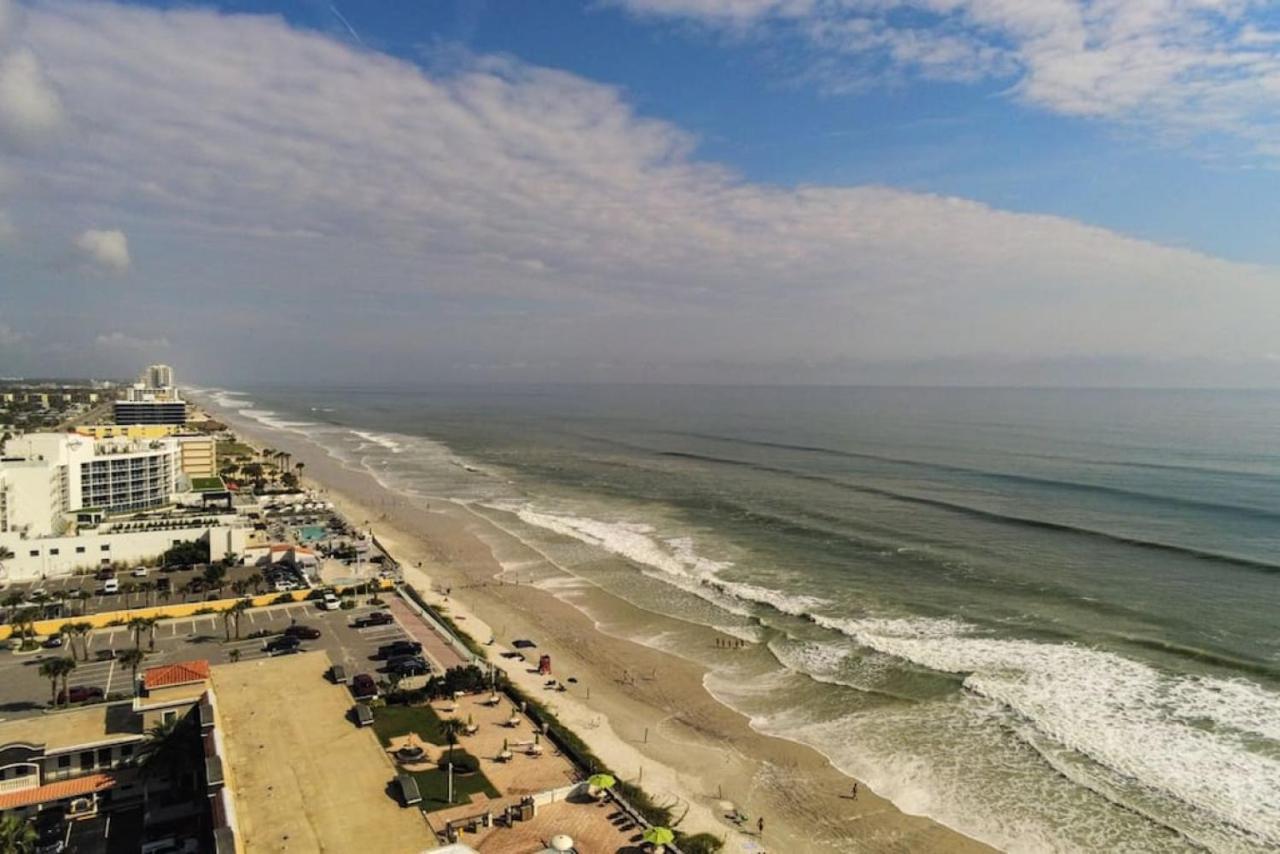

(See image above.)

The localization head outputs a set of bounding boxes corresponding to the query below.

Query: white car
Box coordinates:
[274,580,297,592]
[131,566,148,577]
[320,592,341,611]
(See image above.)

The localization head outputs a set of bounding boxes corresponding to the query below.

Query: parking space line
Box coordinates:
[103,661,116,696]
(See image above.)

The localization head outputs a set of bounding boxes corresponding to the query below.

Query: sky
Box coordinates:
[1,0,1279,387]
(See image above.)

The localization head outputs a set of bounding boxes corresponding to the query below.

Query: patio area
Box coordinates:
[472,798,647,853]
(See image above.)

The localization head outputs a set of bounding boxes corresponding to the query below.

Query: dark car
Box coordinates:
[56,685,104,704]
[41,635,65,649]
[94,568,114,581]
[352,611,393,629]
[351,673,378,699]
[264,636,302,655]
[284,624,321,640]
[387,656,430,677]
[377,640,422,659]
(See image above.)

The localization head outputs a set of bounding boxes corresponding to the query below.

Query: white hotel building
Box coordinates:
[0,434,243,581]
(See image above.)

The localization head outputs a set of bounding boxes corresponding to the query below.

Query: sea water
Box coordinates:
[199,384,1280,853]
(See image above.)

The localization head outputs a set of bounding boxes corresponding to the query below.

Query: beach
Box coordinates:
[207,399,990,853]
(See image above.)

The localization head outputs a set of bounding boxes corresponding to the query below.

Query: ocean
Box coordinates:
[199,383,1280,853]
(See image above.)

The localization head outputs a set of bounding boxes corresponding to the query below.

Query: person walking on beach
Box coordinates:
[757,816,765,836]
[851,782,858,800]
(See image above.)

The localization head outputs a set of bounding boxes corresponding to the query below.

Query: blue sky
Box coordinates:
[1,0,1279,385]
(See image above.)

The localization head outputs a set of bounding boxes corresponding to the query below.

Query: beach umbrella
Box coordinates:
[588,773,616,790]
[642,826,675,850]
[549,834,574,851]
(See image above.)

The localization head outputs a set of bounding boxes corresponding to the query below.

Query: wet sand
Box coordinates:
[209,403,992,853]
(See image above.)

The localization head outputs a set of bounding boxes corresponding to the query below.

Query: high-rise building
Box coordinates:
[113,398,188,425]
[143,363,174,391]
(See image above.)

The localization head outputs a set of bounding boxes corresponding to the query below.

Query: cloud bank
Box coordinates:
[74,228,131,273]
[618,0,1280,160]
[0,1,1277,384]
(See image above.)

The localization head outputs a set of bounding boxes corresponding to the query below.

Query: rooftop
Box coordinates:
[0,772,118,812]
[209,652,437,854]
[143,659,210,691]
[0,703,144,753]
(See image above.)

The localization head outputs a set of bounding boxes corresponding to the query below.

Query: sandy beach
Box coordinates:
[209,403,991,854]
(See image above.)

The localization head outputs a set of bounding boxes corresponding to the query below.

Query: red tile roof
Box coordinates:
[144,659,211,691]
[0,773,116,811]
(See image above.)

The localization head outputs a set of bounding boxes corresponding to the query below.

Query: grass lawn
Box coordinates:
[372,703,447,747]
[190,476,226,492]
[409,749,500,813]
[373,705,501,812]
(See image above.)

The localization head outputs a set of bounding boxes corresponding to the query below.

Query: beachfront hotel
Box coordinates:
[0,432,244,580]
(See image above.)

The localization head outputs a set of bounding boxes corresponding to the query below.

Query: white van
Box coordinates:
[103,578,119,594]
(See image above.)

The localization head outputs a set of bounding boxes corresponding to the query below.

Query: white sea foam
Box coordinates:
[809,614,1280,850]
[236,408,317,434]
[351,429,404,453]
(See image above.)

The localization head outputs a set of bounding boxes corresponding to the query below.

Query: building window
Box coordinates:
[49,548,59,556]
[58,755,71,769]
[97,748,111,767]
[79,751,93,772]
[29,550,38,557]
[76,546,85,554]
[101,544,110,551]
[163,709,178,725]
[120,744,133,761]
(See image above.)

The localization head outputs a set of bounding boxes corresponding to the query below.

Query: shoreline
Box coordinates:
[202,398,993,853]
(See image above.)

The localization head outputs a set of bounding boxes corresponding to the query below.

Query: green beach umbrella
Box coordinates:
[588,773,616,790]
[642,827,675,847]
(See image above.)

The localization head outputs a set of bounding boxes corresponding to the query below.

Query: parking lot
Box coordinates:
[0,593,451,719]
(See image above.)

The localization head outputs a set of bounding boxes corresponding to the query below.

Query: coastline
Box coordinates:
[204,399,993,853]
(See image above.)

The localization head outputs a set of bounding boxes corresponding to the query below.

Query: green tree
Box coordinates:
[117,648,146,696]
[247,572,264,594]
[66,622,94,661]
[0,814,37,854]
[39,657,74,706]
[1,591,22,623]
[203,563,227,592]
[230,600,251,639]
[440,717,466,766]
[144,617,160,652]
[128,617,149,649]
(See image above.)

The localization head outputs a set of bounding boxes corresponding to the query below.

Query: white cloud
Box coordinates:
[94,331,168,350]
[0,2,1276,380]
[617,0,1280,158]
[0,46,64,151]
[74,228,130,273]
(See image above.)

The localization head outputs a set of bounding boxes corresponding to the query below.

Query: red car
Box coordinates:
[351,673,378,699]
[57,685,104,704]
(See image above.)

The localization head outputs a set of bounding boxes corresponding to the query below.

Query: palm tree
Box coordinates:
[144,617,160,652]
[117,648,146,696]
[128,617,149,649]
[2,591,22,624]
[294,461,305,479]
[139,715,199,796]
[230,600,250,639]
[13,607,38,647]
[440,717,466,765]
[39,657,73,706]
[67,622,94,661]
[220,608,233,641]
[228,648,241,663]
[247,572,264,595]
[0,814,37,854]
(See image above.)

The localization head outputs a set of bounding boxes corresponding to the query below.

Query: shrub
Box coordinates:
[339,599,356,610]
[193,607,215,615]
[677,832,724,854]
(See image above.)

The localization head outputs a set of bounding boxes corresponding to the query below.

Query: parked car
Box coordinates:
[263,636,301,655]
[284,624,321,640]
[319,592,341,611]
[352,611,393,629]
[377,640,422,659]
[94,568,114,581]
[131,566,149,577]
[273,580,297,593]
[41,635,64,649]
[56,685,104,704]
[102,578,119,595]
[351,673,377,699]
